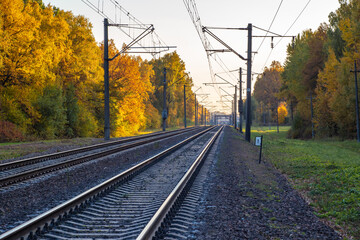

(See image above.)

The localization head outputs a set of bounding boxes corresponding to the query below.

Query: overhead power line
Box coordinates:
[278,0,312,45]
[255,0,284,53]
[261,0,312,70]
[183,0,241,113]
[81,0,170,56]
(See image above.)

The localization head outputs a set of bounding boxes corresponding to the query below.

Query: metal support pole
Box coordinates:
[231,100,234,126]
[310,92,314,139]
[259,135,263,164]
[184,85,187,128]
[104,18,110,140]
[195,94,197,126]
[234,85,237,129]
[245,23,252,142]
[201,105,204,125]
[239,68,243,133]
[162,68,167,131]
[276,101,279,133]
[354,61,360,142]
[205,109,207,126]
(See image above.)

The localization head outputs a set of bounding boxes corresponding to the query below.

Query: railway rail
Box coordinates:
[0,125,222,240]
[0,127,200,188]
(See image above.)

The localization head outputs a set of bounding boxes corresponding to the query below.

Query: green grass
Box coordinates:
[251,126,360,239]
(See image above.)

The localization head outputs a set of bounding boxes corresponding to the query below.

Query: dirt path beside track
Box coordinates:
[190,126,341,239]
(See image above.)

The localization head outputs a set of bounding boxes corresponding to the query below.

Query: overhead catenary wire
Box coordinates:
[255,0,284,54]
[183,0,242,111]
[82,0,170,56]
[261,0,312,71]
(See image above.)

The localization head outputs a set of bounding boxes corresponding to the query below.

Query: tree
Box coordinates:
[34,85,66,138]
[314,49,340,137]
[277,102,288,124]
[101,40,154,136]
[149,52,194,128]
[254,61,283,126]
[282,27,328,138]
[0,0,103,139]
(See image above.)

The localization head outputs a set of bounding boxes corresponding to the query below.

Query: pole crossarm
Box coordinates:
[198,95,209,101]
[168,75,188,88]
[83,0,172,57]
[205,26,248,30]
[204,82,229,86]
[206,49,232,53]
[214,74,235,86]
[202,27,247,61]
[253,35,295,38]
[221,95,233,102]
[219,87,233,97]
[187,86,202,100]
[253,25,295,39]
[108,25,154,61]
[193,87,202,94]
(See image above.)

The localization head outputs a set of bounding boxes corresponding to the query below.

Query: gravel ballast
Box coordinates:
[0,128,206,233]
[189,126,341,239]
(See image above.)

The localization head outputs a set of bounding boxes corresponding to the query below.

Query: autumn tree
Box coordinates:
[100,40,155,136]
[254,61,283,127]
[0,0,103,139]
[281,25,328,138]
[327,0,360,138]
[277,102,288,124]
[314,49,340,137]
[314,0,360,138]
[149,52,195,128]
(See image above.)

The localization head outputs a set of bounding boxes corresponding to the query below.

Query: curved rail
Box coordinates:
[0,126,216,240]
[137,126,223,239]
[0,127,201,187]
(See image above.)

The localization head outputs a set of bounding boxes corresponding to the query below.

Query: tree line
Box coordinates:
[253,0,360,140]
[0,0,199,141]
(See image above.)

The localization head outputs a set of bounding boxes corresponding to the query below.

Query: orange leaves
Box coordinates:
[0,0,104,138]
[277,102,288,124]
[101,41,154,137]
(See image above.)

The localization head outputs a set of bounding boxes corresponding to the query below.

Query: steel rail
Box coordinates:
[0,126,216,240]
[137,126,223,239]
[0,127,196,172]
[0,127,201,188]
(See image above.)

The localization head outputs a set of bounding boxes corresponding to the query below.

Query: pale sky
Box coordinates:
[43,0,340,113]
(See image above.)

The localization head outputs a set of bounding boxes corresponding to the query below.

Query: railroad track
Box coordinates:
[0,127,201,188]
[0,126,222,240]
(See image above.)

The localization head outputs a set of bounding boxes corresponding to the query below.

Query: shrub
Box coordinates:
[0,121,25,142]
[288,113,312,139]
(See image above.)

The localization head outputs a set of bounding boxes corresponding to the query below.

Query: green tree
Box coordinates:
[64,84,79,137]
[34,85,66,138]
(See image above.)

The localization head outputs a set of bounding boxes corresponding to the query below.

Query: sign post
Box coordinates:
[255,135,263,164]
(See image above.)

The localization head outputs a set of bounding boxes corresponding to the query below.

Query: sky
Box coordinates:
[43,0,340,113]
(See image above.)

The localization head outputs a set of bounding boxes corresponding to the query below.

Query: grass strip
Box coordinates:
[250,126,360,239]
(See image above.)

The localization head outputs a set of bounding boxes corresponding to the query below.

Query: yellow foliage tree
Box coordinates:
[103,41,154,137]
[277,102,288,124]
